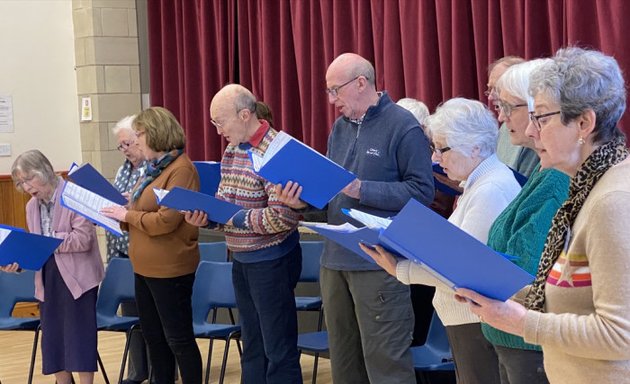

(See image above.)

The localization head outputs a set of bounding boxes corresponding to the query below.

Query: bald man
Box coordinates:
[279,53,434,383]
[186,84,303,383]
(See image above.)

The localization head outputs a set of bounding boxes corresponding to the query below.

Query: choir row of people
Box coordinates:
[2,46,630,384]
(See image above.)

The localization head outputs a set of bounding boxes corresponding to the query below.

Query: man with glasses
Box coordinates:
[186,84,303,384]
[280,53,434,383]
[487,56,539,178]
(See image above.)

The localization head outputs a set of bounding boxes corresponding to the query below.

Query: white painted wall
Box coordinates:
[0,0,80,174]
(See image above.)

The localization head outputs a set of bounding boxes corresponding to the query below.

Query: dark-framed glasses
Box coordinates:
[326,76,360,97]
[429,143,452,155]
[116,141,133,151]
[495,101,528,117]
[529,111,561,131]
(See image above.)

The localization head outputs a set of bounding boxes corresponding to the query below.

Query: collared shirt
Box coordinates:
[39,190,56,237]
[248,119,271,147]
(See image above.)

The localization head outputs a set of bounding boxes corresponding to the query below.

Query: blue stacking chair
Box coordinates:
[192,261,241,384]
[198,242,228,263]
[411,311,454,384]
[96,257,140,384]
[295,241,325,330]
[0,270,40,384]
[297,328,329,384]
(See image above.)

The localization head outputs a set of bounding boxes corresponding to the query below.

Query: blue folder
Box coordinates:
[301,223,381,264]
[251,136,356,209]
[193,161,221,196]
[0,224,62,270]
[155,187,242,224]
[378,199,534,301]
[68,162,127,205]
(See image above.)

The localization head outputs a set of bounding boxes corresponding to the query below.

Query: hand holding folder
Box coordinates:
[250,131,356,209]
[0,224,62,270]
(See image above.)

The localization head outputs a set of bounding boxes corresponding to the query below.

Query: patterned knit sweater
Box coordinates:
[522,159,630,383]
[482,165,569,350]
[217,121,301,263]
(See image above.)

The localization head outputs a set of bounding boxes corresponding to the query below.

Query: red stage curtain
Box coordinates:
[148,0,630,161]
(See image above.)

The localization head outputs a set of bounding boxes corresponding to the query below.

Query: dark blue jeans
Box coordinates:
[233,244,303,384]
[135,273,202,384]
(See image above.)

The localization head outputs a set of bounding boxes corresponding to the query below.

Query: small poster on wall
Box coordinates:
[81,96,92,122]
[0,95,14,133]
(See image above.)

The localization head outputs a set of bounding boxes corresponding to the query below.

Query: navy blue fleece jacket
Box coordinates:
[322,92,434,270]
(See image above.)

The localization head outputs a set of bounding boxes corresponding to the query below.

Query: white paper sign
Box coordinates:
[0,95,14,133]
[81,96,92,121]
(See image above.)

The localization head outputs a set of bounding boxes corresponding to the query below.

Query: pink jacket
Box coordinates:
[27,177,104,301]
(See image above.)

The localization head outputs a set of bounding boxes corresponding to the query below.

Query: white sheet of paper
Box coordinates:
[61,182,122,235]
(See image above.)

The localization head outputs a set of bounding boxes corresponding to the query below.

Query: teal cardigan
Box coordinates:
[482,164,569,350]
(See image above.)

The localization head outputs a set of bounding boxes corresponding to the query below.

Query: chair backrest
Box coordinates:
[199,242,228,263]
[425,311,450,354]
[0,270,36,318]
[299,241,324,283]
[96,258,135,317]
[192,261,236,325]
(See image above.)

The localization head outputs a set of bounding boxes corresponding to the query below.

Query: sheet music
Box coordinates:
[61,182,123,235]
[300,221,359,232]
[251,131,292,171]
[153,187,169,201]
[343,208,392,229]
[0,227,9,244]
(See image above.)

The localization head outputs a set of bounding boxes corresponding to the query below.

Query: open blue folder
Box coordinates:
[68,162,127,205]
[193,161,221,196]
[154,187,242,224]
[250,132,356,209]
[0,224,62,270]
[301,223,381,264]
[378,199,534,301]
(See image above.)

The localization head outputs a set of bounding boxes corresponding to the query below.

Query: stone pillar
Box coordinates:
[72,0,142,180]
[72,0,142,259]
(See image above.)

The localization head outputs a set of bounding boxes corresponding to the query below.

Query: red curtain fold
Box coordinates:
[148,0,630,161]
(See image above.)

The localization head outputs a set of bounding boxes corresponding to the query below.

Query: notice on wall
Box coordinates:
[0,95,14,133]
[81,96,92,122]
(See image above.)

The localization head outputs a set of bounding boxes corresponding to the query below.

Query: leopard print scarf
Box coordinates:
[524,137,629,312]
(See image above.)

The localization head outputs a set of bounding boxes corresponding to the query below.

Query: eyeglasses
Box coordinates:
[15,176,35,189]
[116,141,133,151]
[484,87,498,99]
[529,111,561,131]
[429,143,452,155]
[326,76,360,97]
[495,101,528,117]
[134,131,145,138]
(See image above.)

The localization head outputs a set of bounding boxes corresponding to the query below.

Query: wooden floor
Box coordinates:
[0,331,331,384]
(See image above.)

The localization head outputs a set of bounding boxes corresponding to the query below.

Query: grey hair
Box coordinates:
[233,87,257,113]
[426,98,498,159]
[397,98,430,127]
[496,59,552,103]
[350,59,376,86]
[11,149,57,190]
[529,47,626,144]
[111,115,136,135]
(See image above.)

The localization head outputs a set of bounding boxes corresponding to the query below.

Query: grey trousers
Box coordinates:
[494,345,548,384]
[445,323,501,384]
[320,267,416,384]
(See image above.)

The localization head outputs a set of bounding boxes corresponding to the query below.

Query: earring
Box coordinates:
[578,137,585,145]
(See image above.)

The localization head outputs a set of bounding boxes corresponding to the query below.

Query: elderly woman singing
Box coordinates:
[456,47,630,384]
[361,98,521,384]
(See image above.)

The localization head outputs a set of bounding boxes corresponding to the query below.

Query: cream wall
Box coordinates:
[0,0,81,174]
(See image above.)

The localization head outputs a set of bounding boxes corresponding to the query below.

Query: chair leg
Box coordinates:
[219,336,233,384]
[311,353,319,384]
[28,325,41,384]
[118,325,137,384]
[205,339,216,384]
[97,351,110,384]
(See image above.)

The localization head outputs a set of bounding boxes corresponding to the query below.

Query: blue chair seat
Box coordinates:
[411,345,454,371]
[193,323,241,338]
[96,314,139,331]
[295,296,322,310]
[297,331,329,353]
[0,317,40,330]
